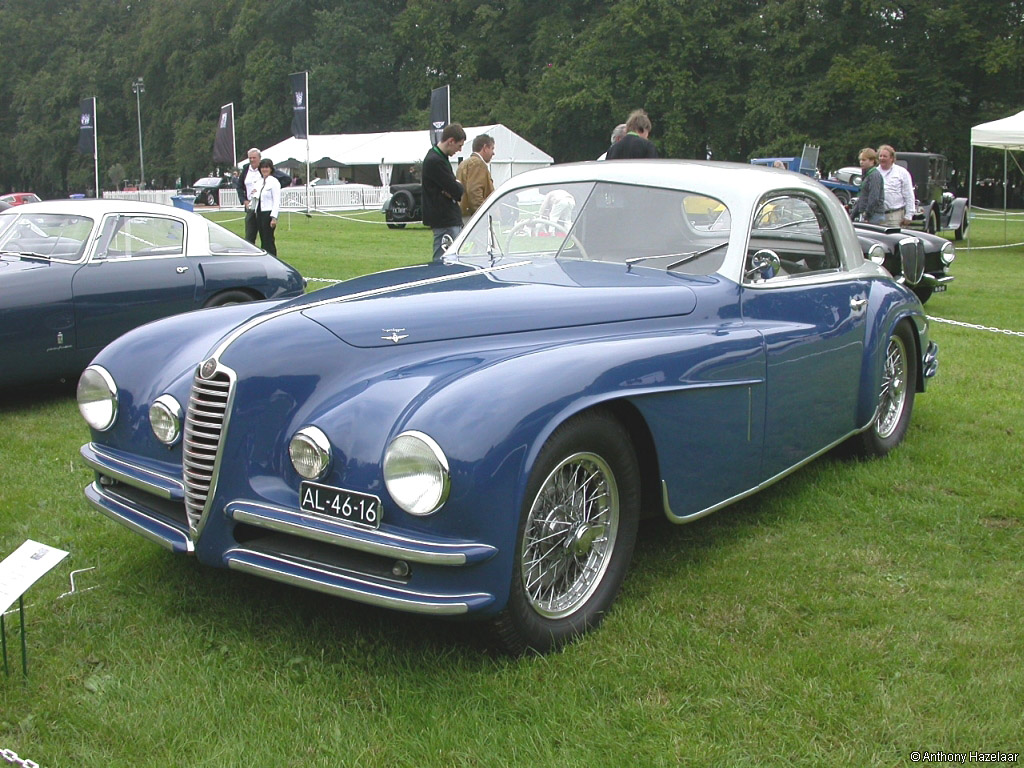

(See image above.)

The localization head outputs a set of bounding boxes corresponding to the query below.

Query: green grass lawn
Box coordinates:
[1,211,1022,767]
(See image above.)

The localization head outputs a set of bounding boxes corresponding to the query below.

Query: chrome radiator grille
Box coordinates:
[182,367,233,533]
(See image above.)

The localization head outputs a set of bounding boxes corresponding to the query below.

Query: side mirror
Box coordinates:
[745,249,781,281]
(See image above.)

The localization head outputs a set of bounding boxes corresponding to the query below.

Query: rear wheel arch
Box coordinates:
[203,288,261,308]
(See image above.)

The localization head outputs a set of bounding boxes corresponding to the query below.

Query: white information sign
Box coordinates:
[0,540,70,615]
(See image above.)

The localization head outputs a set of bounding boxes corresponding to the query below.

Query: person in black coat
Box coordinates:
[421,123,466,262]
[605,109,658,160]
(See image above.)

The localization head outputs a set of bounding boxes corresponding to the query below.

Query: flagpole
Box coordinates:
[305,71,311,216]
[92,97,99,199]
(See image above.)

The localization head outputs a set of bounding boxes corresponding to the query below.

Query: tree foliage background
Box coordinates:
[1,0,1022,197]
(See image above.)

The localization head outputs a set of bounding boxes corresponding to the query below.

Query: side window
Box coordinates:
[100,216,185,259]
[745,194,840,283]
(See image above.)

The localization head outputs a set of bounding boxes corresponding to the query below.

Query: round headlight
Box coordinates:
[383,431,450,516]
[149,395,182,446]
[289,426,332,480]
[941,241,955,265]
[77,366,118,431]
[867,243,887,266]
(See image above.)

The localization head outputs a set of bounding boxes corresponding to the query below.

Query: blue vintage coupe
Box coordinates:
[78,161,937,654]
[1,199,304,389]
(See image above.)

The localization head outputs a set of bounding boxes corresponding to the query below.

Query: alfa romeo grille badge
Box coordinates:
[200,357,218,379]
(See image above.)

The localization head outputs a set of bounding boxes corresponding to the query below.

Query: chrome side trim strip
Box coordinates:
[210,260,532,360]
[228,501,497,565]
[84,482,193,553]
[662,428,860,524]
[80,443,184,500]
[224,548,493,616]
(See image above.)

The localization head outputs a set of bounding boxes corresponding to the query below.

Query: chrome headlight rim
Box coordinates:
[149,394,183,446]
[289,426,332,481]
[383,430,450,517]
[77,365,118,432]
[867,243,887,267]
[940,241,955,265]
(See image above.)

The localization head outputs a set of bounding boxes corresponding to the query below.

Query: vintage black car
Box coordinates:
[896,152,969,240]
[854,222,955,303]
[190,176,235,206]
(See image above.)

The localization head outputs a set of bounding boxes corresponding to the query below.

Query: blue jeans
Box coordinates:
[867,213,885,225]
[431,225,462,262]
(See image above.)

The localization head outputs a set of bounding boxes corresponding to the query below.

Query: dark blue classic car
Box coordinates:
[1,199,304,388]
[78,161,937,654]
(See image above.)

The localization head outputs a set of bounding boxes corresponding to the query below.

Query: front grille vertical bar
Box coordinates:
[182,363,235,537]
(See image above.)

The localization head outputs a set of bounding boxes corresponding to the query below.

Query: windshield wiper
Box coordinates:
[626,241,728,272]
[487,215,504,265]
[1,249,51,259]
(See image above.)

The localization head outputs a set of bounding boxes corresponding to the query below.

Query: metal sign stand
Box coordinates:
[1,596,28,677]
[0,541,70,679]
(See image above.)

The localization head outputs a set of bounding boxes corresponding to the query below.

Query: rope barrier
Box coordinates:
[928,316,1024,338]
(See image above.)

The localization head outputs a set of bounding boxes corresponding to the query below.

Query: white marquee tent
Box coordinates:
[255,124,553,189]
[970,109,1024,214]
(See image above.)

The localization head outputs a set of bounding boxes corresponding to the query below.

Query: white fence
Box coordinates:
[104,184,388,211]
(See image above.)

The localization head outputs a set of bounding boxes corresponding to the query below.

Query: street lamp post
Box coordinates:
[132,77,145,191]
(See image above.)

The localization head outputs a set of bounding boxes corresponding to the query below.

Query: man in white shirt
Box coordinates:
[235,147,264,244]
[877,144,916,228]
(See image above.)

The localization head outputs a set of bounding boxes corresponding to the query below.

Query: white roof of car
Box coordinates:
[0,198,203,220]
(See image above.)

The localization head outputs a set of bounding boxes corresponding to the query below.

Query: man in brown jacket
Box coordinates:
[456,133,495,223]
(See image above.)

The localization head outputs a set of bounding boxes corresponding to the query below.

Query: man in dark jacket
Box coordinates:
[237,148,263,244]
[422,123,466,262]
[606,109,658,160]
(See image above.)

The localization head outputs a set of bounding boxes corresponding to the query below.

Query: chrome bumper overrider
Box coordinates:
[923,340,939,379]
[919,273,955,287]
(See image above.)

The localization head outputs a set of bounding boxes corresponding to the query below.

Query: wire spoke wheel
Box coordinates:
[876,334,908,440]
[521,452,619,619]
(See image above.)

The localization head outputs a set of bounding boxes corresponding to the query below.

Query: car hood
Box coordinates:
[297,259,701,348]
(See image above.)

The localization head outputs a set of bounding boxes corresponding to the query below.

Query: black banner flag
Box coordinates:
[290,72,308,139]
[77,98,95,155]
[429,85,449,146]
[213,103,235,164]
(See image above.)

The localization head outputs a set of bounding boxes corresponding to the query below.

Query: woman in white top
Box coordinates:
[253,158,281,255]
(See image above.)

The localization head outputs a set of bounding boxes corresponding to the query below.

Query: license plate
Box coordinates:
[934,285,947,293]
[300,482,382,529]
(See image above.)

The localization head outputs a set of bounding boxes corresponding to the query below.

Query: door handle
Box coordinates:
[850,297,867,311]
[176,266,189,274]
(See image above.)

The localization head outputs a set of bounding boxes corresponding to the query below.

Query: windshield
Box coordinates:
[207,219,264,255]
[0,213,94,261]
[455,181,730,275]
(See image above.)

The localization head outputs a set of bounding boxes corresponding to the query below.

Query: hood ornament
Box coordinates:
[381,328,409,344]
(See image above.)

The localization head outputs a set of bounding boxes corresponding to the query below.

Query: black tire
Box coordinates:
[489,409,640,655]
[204,191,216,206]
[912,285,934,304]
[954,214,968,241]
[833,189,851,207]
[388,189,415,221]
[854,321,917,457]
[927,210,939,234]
[204,289,254,308]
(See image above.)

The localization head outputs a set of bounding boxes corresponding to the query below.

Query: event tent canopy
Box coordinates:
[971,109,1024,150]
[256,124,553,188]
[969,109,1024,228]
